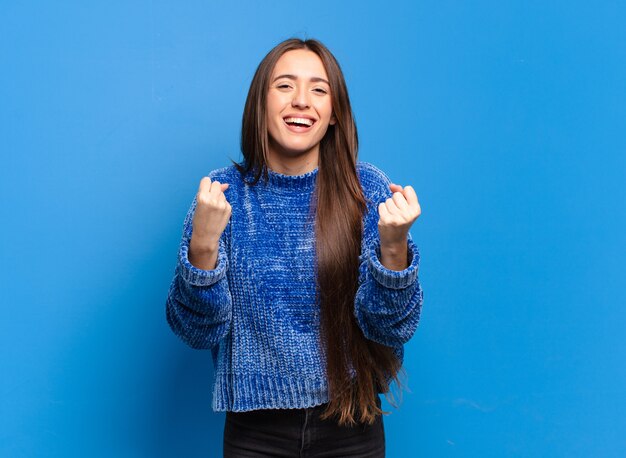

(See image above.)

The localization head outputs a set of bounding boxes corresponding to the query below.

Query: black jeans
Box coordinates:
[223,396,385,457]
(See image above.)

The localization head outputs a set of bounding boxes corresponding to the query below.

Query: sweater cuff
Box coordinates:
[368,238,419,289]
[178,242,228,286]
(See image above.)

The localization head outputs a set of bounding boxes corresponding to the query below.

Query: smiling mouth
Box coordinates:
[284,117,315,126]
[283,117,316,132]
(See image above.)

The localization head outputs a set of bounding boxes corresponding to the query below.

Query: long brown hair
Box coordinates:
[233,37,406,426]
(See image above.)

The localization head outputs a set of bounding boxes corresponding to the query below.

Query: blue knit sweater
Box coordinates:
[165,161,423,412]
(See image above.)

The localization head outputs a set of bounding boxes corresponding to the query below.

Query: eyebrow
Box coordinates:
[272,74,330,85]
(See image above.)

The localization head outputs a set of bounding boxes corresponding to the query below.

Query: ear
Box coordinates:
[330,113,337,125]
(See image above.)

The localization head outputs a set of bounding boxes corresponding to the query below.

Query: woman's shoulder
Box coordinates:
[356,161,392,198]
[206,163,241,183]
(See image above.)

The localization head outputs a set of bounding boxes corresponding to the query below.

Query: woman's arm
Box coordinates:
[353,167,423,348]
[378,239,409,271]
[165,195,233,349]
[354,234,423,347]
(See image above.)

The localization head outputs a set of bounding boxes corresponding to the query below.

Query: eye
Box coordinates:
[313,88,328,94]
[277,84,292,89]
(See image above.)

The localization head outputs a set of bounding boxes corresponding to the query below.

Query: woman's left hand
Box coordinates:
[378,183,421,249]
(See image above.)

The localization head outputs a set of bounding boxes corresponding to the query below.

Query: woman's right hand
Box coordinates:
[189,177,231,270]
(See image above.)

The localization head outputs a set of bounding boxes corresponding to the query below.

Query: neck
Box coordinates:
[267,145,319,176]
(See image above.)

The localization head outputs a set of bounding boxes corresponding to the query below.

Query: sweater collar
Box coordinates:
[249,166,319,190]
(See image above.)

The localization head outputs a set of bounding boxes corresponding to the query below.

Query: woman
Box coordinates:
[166,37,423,457]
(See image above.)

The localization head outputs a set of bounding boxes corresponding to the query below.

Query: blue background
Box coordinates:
[1,1,625,457]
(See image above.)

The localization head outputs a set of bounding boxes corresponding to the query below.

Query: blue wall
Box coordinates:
[2,1,625,456]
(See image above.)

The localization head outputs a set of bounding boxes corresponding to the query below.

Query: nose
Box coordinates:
[291,85,310,109]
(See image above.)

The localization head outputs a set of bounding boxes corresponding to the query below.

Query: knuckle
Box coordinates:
[196,193,208,205]
[197,193,219,208]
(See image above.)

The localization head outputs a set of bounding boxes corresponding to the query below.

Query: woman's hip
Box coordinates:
[223,397,385,457]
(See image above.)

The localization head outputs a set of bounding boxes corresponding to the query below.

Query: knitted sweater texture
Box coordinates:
[165,161,423,412]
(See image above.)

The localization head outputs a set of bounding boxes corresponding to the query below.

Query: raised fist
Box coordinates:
[377,183,421,247]
[190,177,231,251]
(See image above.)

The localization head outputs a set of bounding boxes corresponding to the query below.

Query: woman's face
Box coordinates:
[266,49,336,166]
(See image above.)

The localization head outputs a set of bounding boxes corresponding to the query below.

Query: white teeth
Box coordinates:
[284,117,314,127]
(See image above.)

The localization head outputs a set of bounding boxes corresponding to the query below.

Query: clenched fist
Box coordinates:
[377,183,421,270]
[189,177,231,270]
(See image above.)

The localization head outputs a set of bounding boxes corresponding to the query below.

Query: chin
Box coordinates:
[274,143,317,158]
[278,138,318,153]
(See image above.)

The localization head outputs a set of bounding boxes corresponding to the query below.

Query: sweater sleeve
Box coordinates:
[165,194,233,350]
[353,170,424,348]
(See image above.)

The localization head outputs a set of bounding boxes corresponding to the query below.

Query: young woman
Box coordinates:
[166,37,423,457]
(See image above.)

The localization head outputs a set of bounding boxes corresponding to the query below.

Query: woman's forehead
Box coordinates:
[272,49,329,81]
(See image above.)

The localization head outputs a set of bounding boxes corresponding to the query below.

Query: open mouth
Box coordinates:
[283,116,316,131]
